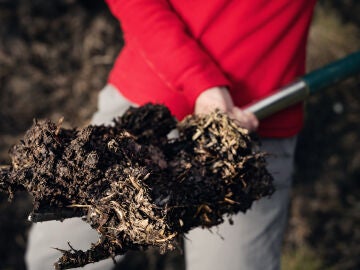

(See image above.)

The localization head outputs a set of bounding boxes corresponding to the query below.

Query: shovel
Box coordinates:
[24,51,360,224]
[244,50,360,119]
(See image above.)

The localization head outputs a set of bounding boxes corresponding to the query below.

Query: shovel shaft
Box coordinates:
[245,50,360,120]
[244,80,308,120]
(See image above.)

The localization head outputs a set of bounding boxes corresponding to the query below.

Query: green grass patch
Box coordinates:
[282,245,327,270]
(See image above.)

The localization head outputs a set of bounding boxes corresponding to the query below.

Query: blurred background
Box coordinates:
[0,1,359,269]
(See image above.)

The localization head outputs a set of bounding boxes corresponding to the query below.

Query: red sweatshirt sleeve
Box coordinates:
[105,0,231,107]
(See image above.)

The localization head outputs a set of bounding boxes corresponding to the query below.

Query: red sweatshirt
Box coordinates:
[105,0,316,137]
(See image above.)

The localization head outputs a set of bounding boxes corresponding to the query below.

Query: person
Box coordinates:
[26,0,317,269]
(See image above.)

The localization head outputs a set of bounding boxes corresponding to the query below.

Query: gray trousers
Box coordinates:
[185,137,296,270]
[26,84,296,270]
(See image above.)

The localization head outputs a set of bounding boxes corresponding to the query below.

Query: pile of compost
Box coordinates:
[0,104,274,269]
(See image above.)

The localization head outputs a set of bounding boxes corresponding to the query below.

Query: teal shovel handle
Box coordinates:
[245,50,360,120]
[303,50,360,94]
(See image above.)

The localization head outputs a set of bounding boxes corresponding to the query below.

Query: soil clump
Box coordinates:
[0,104,274,269]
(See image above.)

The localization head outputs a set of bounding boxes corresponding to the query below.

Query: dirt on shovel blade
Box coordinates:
[0,104,274,269]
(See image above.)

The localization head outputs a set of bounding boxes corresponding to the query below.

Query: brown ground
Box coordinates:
[0,1,359,269]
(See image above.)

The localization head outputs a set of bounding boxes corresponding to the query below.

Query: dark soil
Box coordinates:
[0,1,359,270]
[1,105,273,269]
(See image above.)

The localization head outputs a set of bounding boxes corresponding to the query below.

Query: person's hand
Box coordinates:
[194,86,259,131]
[194,86,234,115]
